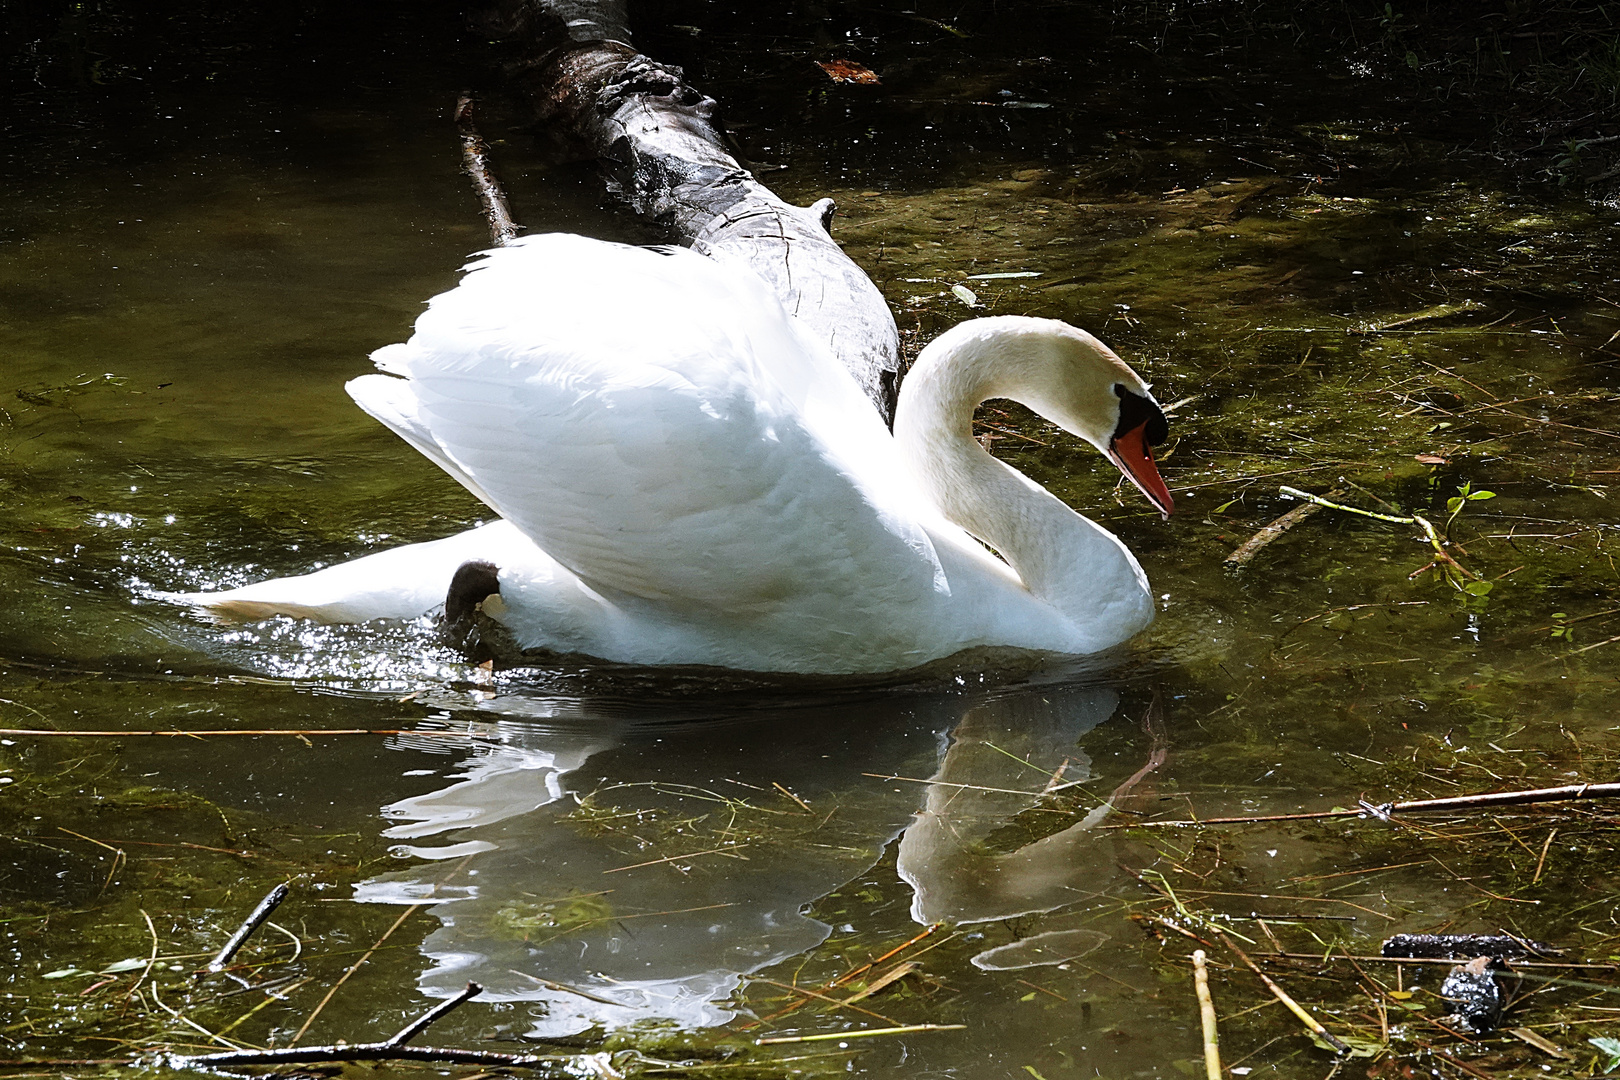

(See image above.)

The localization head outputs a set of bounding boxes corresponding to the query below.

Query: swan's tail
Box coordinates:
[165,520,536,624]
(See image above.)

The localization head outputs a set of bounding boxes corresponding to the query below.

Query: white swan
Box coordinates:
[178,234,1173,674]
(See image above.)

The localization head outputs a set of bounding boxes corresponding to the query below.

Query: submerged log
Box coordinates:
[1381,933,1560,961]
[483,0,902,422]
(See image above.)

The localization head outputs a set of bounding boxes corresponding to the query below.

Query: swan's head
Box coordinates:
[909,316,1175,517]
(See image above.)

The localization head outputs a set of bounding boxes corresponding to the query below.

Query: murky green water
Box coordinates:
[3,4,1619,1079]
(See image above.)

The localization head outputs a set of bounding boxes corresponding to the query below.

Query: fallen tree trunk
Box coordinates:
[483,0,902,422]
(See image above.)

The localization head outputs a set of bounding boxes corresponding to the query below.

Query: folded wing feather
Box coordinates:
[347,236,944,615]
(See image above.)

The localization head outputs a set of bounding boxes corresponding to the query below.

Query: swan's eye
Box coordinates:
[1112,385,1169,447]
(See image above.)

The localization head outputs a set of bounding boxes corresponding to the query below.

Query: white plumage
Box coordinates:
[179,234,1173,674]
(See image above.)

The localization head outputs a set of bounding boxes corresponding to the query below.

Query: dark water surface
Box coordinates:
[3,4,1619,1078]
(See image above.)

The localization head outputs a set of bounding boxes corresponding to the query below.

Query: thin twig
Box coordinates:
[1218,933,1349,1054]
[292,904,421,1044]
[214,978,313,1038]
[1508,1027,1568,1058]
[126,909,161,1003]
[840,962,916,1005]
[1532,828,1558,884]
[739,923,947,1028]
[386,982,481,1047]
[859,924,943,975]
[1114,781,1620,828]
[862,773,1072,799]
[746,977,898,1025]
[150,979,245,1051]
[1433,1049,1498,1080]
[507,971,625,1007]
[603,845,749,873]
[1016,979,1068,1001]
[756,1024,965,1045]
[0,727,481,739]
[56,828,126,900]
[771,782,812,812]
[1251,951,1616,972]
[1278,485,1412,524]
[207,884,289,973]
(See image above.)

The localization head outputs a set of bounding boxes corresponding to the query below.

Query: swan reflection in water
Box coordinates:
[355,674,1158,1037]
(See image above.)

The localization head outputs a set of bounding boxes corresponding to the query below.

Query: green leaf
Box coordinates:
[41,967,81,980]
[1310,1033,1384,1057]
[1463,581,1494,596]
[1447,497,1464,514]
[1589,1036,1620,1072]
[1468,490,1496,501]
[1338,1034,1388,1058]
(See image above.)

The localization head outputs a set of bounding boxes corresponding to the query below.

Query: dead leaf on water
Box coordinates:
[816,59,881,84]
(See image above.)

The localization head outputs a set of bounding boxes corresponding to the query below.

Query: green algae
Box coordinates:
[486,893,618,942]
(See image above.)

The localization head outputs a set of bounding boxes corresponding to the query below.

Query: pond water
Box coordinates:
[3,3,1619,1078]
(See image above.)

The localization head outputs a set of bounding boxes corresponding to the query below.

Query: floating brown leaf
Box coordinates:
[816,59,880,84]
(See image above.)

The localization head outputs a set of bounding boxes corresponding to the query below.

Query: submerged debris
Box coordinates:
[1438,956,1503,1035]
[1381,933,1559,961]
[970,929,1108,971]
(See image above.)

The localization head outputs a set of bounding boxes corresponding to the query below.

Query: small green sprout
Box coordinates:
[1444,481,1496,536]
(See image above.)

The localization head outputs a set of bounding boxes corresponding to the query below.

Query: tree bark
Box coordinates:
[483,0,901,423]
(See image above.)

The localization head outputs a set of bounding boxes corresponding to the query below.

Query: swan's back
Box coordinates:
[348,236,951,666]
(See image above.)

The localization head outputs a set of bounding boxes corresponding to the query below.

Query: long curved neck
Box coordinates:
[893,329,1149,623]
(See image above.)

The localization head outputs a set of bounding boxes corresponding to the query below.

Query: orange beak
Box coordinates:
[1107,421,1174,519]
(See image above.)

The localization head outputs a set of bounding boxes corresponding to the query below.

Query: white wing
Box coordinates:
[348,235,945,619]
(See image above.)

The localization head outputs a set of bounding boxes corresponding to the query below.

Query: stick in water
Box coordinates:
[1192,950,1221,1080]
[454,95,521,246]
[1119,780,1620,828]
[1219,932,1349,1054]
[384,982,482,1048]
[0,727,481,739]
[756,1024,966,1045]
[1223,490,1341,568]
[292,904,421,1044]
[207,883,290,973]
